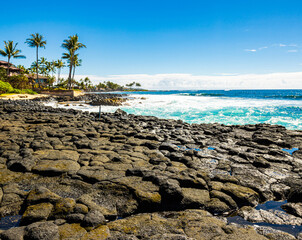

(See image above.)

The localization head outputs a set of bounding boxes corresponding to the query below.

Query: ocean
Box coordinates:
[47,89,302,130]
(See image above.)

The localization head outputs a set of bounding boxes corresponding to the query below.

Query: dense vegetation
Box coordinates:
[0,67,36,94]
[0,34,144,94]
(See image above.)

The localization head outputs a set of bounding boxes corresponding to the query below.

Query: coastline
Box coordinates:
[0,93,49,100]
[0,99,301,239]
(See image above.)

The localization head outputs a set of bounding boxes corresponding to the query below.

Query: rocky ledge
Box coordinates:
[34,93,128,106]
[0,100,301,239]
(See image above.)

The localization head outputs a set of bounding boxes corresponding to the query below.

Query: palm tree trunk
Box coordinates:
[72,65,76,88]
[68,54,73,90]
[7,57,10,76]
[36,46,40,88]
[57,68,60,83]
[68,64,72,89]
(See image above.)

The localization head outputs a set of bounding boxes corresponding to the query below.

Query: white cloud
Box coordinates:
[216,73,239,76]
[287,50,298,53]
[272,43,298,48]
[245,43,299,52]
[63,72,302,90]
[258,46,268,50]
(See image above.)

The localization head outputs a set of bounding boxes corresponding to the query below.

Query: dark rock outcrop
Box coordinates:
[0,99,301,239]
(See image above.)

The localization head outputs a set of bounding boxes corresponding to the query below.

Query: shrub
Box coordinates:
[12,89,22,94]
[22,89,37,94]
[11,89,37,94]
[7,74,30,89]
[0,80,14,93]
[0,68,7,81]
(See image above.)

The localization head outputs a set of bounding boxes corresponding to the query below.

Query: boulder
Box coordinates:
[181,188,210,207]
[52,198,76,218]
[24,221,59,240]
[221,182,259,207]
[58,223,87,240]
[288,184,302,203]
[0,226,25,240]
[7,156,37,172]
[82,209,106,228]
[282,202,302,218]
[26,186,60,205]
[159,142,180,152]
[32,160,80,175]
[34,150,79,161]
[205,198,230,214]
[81,225,111,240]
[21,202,53,225]
[159,178,183,205]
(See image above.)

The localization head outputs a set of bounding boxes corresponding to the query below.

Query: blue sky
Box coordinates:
[1,0,302,89]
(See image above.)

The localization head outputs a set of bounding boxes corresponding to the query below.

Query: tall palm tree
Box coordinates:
[25,33,46,87]
[72,55,82,81]
[84,77,91,89]
[16,65,30,74]
[61,34,86,89]
[45,61,56,77]
[55,59,65,82]
[0,41,26,76]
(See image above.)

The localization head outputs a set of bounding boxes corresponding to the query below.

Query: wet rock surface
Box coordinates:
[0,100,301,239]
[34,93,128,106]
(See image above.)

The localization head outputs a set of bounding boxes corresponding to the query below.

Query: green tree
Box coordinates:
[25,33,46,87]
[0,68,7,81]
[0,80,14,93]
[126,82,136,89]
[0,41,26,76]
[16,65,30,74]
[7,74,30,89]
[61,35,86,89]
[135,82,141,87]
[97,82,107,90]
[46,75,56,88]
[46,61,56,77]
[56,78,68,88]
[55,60,65,82]
[72,55,82,81]
[38,57,48,76]
[84,77,91,89]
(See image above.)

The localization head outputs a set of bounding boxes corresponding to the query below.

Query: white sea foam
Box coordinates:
[44,93,302,130]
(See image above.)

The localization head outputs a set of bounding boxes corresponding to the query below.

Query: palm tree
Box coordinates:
[84,77,91,89]
[72,55,82,81]
[61,34,86,89]
[25,33,46,87]
[39,57,48,78]
[55,60,65,82]
[46,61,56,77]
[0,41,26,76]
[16,65,30,74]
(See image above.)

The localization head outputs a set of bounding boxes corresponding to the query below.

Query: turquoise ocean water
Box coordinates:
[115,90,302,130]
[48,90,302,130]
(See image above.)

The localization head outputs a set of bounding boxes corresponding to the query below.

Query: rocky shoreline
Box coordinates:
[33,93,128,106]
[0,99,302,239]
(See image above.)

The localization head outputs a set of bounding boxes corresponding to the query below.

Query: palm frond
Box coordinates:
[25,33,47,48]
[0,49,7,57]
[0,40,26,59]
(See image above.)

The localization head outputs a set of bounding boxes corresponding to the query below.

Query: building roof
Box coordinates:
[26,74,48,80]
[0,60,21,71]
[0,60,12,65]
[0,65,22,71]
